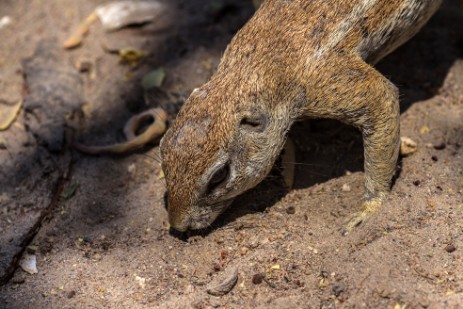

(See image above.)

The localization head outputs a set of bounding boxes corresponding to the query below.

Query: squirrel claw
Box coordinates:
[345,199,383,232]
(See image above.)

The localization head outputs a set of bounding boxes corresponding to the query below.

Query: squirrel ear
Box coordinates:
[239,113,268,133]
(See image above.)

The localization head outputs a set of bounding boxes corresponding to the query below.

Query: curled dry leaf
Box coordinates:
[206,265,239,296]
[73,108,167,155]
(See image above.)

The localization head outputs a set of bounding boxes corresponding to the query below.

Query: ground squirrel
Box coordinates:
[160,0,443,232]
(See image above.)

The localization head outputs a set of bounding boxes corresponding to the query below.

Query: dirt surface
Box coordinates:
[0,1,462,308]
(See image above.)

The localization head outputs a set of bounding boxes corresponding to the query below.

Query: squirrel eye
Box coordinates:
[207,164,229,193]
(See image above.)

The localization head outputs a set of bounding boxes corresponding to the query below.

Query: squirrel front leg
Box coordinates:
[347,79,400,230]
[302,54,400,229]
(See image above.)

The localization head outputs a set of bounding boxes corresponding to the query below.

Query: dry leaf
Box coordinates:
[0,99,22,131]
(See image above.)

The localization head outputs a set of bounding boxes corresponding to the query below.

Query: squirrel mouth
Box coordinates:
[188,199,234,230]
[169,199,234,233]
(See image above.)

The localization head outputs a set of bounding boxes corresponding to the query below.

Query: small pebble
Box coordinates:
[0,16,12,29]
[341,184,351,192]
[400,137,418,157]
[445,244,456,253]
[135,276,146,289]
[206,265,239,296]
[67,290,76,299]
[433,142,446,150]
[128,163,136,173]
[286,206,296,215]
[252,273,265,284]
[333,282,346,297]
[213,263,221,272]
[75,59,92,73]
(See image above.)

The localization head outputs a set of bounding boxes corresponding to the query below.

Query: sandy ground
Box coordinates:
[0,0,462,308]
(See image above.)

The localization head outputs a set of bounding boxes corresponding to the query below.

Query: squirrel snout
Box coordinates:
[168,210,190,232]
[169,221,189,233]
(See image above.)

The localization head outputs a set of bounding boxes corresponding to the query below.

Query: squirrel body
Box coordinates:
[161,0,442,231]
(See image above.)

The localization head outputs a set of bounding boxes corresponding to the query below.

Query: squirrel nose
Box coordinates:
[168,210,190,233]
[165,192,190,232]
[169,222,188,233]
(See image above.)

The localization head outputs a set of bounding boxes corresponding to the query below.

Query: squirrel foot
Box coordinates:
[345,198,383,232]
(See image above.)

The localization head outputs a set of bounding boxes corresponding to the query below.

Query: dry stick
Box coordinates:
[63,12,98,49]
[73,108,167,155]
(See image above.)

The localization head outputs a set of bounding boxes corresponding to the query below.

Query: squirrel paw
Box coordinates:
[345,198,382,232]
